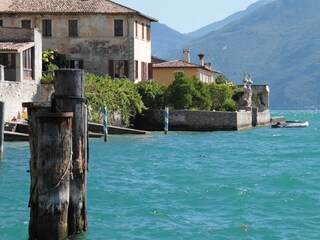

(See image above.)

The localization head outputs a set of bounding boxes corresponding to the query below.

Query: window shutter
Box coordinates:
[124,60,129,78]
[148,63,153,79]
[109,60,114,78]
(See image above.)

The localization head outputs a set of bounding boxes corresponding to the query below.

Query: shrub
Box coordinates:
[168,73,211,110]
[136,80,168,109]
[85,73,145,125]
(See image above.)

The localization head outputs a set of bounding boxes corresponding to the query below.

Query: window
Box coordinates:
[135,21,138,38]
[0,53,16,68]
[42,20,52,37]
[142,23,145,40]
[21,20,31,29]
[114,19,123,37]
[0,20,3,27]
[68,60,83,69]
[23,48,33,80]
[135,60,138,79]
[68,20,78,37]
[147,25,151,41]
[109,60,128,78]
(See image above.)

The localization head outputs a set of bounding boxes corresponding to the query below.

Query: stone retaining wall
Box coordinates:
[132,110,253,131]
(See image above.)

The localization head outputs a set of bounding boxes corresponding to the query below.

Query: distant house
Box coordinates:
[0,0,158,82]
[152,49,220,85]
[0,27,42,120]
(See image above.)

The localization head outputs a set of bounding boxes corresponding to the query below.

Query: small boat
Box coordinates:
[271,120,309,128]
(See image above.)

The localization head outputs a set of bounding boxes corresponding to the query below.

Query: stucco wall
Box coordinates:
[1,13,152,81]
[153,68,198,85]
[0,81,45,121]
[132,110,252,131]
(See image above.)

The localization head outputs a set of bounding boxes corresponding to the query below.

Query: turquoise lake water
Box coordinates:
[0,110,319,239]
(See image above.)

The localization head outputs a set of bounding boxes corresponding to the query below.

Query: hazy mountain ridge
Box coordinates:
[164,0,320,109]
[151,0,274,59]
[187,0,276,38]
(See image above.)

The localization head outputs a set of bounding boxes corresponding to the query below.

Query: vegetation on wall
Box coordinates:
[85,71,241,124]
[85,73,145,125]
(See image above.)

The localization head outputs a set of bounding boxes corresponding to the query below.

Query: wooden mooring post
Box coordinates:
[0,101,4,160]
[26,69,88,239]
[28,112,73,240]
[53,69,88,235]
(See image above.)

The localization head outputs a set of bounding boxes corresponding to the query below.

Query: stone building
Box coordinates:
[152,49,220,85]
[0,0,157,81]
[0,27,42,120]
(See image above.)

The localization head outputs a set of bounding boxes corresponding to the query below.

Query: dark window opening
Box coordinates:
[109,60,128,78]
[42,20,52,37]
[68,20,78,37]
[114,19,123,37]
[0,20,3,27]
[135,60,138,79]
[21,20,31,29]
[142,23,145,39]
[135,21,138,37]
[68,59,84,69]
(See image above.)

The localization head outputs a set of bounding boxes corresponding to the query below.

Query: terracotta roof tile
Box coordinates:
[153,60,220,73]
[0,0,157,21]
[0,28,35,42]
[0,42,34,52]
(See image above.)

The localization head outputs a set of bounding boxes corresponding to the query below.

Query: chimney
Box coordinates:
[182,49,190,63]
[198,53,205,66]
[204,62,211,69]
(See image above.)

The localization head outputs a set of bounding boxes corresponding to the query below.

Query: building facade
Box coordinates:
[0,0,157,82]
[153,49,220,85]
[0,27,43,120]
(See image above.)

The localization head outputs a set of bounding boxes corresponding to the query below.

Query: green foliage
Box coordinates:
[41,49,67,84]
[168,73,211,110]
[136,80,168,109]
[85,73,145,125]
[42,49,67,71]
[209,82,238,111]
[252,93,260,106]
[215,74,230,84]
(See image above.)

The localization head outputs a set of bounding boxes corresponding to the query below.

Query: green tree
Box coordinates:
[168,73,211,110]
[209,82,237,111]
[136,80,168,109]
[215,74,229,84]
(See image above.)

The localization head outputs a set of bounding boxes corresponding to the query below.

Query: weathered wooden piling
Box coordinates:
[53,69,88,235]
[28,112,73,240]
[0,101,4,160]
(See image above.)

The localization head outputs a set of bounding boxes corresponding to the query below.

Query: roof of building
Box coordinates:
[0,0,158,21]
[0,27,35,42]
[0,42,34,52]
[153,60,220,73]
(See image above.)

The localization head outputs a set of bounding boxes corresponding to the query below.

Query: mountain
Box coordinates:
[151,22,191,59]
[187,0,276,39]
[151,0,275,59]
[171,0,320,109]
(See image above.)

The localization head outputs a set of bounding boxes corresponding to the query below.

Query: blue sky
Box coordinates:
[113,0,259,33]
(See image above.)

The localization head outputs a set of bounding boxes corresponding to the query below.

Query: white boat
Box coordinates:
[272,120,309,128]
